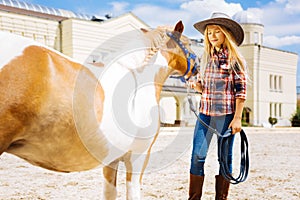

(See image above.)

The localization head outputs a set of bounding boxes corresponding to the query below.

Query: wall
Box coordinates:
[0,10,60,50]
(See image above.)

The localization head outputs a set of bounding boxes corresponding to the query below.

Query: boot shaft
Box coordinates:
[188,174,204,200]
[215,175,230,200]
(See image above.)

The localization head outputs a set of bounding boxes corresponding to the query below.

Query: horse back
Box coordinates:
[0,36,107,172]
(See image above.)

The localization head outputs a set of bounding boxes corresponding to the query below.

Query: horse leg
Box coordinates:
[0,109,25,155]
[124,152,150,200]
[103,160,119,200]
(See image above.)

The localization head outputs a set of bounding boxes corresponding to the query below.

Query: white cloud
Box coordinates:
[275,0,287,4]
[246,0,300,47]
[264,35,300,48]
[260,0,300,25]
[284,0,300,14]
[264,24,300,36]
[109,1,130,15]
[132,5,184,27]
[180,0,242,17]
[131,0,243,38]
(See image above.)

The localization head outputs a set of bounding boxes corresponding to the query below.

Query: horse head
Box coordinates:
[146,21,199,83]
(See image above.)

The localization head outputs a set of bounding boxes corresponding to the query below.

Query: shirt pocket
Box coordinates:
[215,79,225,92]
[215,68,232,91]
[219,68,232,79]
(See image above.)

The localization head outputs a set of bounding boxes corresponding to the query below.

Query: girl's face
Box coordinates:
[206,25,225,49]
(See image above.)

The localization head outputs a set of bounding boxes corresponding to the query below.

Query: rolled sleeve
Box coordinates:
[234,70,247,99]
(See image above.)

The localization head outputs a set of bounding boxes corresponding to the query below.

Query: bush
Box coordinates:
[291,107,300,127]
[268,117,277,127]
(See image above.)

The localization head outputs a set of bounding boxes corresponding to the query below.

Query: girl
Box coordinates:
[188,12,247,200]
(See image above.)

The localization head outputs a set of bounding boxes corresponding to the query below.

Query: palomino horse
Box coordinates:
[0,21,197,199]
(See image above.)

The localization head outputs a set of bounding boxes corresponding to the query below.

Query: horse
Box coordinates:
[0,21,198,199]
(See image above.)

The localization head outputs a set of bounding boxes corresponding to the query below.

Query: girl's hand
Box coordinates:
[230,99,245,134]
[187,79,202,93]
[229,117,242,134]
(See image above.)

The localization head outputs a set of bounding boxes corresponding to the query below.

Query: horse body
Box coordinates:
[98,51,165,153]
[0,33,105,172]
[0,21,197,199]
[87,35,174,199]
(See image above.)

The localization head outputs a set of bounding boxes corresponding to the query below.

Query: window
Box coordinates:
[254,32,259,44]
[245,32,250,44]
[269,75,273,90]
[270,103,282,118]
[270,74,283,92]
[279,76,282,91]
[279,103,282,117]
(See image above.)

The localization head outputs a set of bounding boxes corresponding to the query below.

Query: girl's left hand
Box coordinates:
[229,117,242,134]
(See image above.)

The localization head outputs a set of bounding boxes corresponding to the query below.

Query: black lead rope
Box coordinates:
[187,95,249,184]
[218,129,249,184]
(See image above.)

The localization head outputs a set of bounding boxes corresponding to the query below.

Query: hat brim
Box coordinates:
[194,17,244,46]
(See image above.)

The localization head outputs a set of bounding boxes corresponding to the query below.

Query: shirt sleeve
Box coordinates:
[233,64,247,99]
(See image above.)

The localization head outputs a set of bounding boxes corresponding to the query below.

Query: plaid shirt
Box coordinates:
[199,48,247,116]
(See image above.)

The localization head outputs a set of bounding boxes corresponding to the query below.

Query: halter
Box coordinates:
[166,31,198,83]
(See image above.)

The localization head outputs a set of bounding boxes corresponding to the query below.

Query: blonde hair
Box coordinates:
[199,25,247,80]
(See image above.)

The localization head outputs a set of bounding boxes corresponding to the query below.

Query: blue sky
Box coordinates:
[24,0,300,85]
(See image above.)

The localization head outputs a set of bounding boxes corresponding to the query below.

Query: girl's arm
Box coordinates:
[188,73,203,93]
[229,98,245,134]
[189,81,202,93]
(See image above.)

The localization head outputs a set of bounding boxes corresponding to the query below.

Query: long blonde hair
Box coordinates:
[199,25,247,79]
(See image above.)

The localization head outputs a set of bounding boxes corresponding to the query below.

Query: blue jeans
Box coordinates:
[190,113,235,176]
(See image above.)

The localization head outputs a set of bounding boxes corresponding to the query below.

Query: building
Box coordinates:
[233,11,298,126]
[0,0,149,62]
[0,0,298,126]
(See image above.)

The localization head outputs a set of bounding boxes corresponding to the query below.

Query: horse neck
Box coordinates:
[99,30,173,103]
[138,31,175,99]
[145,50,173,101]
[117,49,172,102]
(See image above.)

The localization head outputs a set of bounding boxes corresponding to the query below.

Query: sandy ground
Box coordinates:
[0,127,300,200]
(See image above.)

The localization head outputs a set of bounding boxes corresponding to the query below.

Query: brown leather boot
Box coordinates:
[215,175,230,200]
[188,174,204,200]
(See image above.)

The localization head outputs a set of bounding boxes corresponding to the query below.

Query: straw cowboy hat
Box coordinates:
[194,12,244,46]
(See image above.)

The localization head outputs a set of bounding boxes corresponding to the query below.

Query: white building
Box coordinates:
[233,11,298,126]
[0,0,298,126]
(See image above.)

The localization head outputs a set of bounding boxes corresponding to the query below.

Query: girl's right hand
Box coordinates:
[187,79,202,93]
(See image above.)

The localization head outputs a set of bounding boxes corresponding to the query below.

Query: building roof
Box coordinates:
[233,10,262,25]
[0,0,99,21]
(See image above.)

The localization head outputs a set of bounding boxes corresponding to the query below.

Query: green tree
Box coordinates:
[291,107,300,127]
[268,117,277,127]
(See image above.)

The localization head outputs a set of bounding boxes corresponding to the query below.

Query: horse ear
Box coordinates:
[174,20,184,34]
[88,61,104,67]
[140,28,149,33]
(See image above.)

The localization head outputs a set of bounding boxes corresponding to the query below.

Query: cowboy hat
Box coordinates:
[194,12,244,46]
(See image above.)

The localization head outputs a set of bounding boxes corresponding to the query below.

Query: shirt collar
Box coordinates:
[211,46,228,68]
